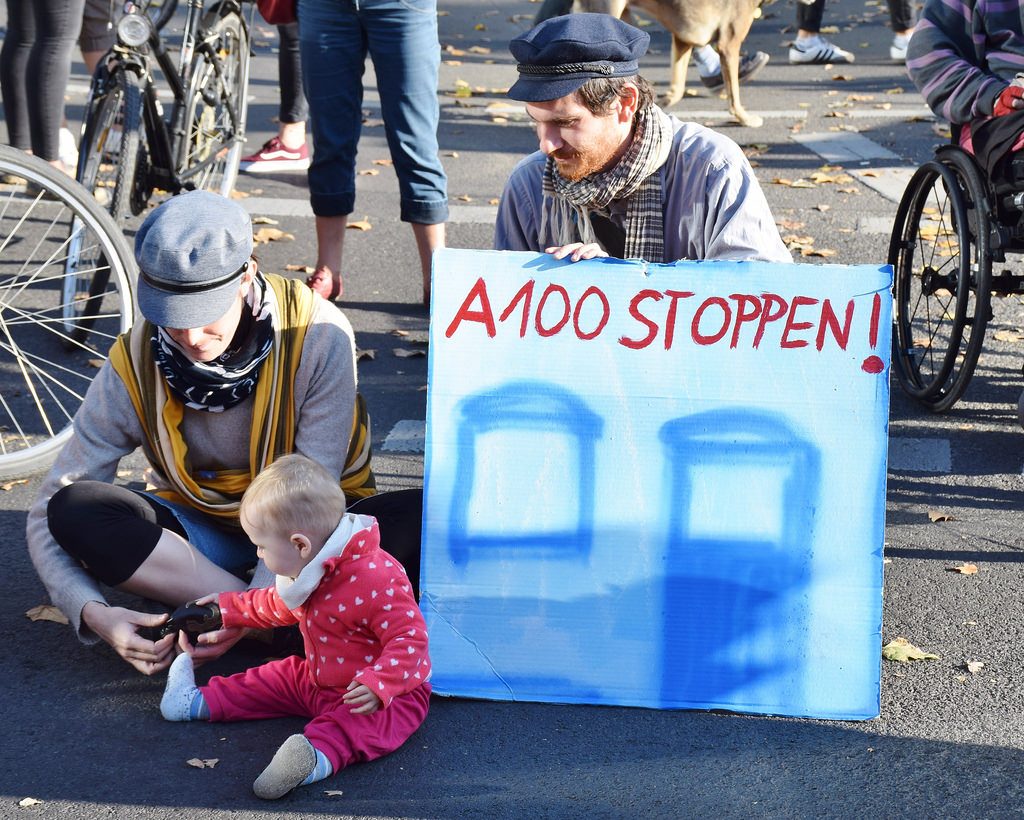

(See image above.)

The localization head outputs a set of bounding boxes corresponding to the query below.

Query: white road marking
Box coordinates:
[792,131,901,163]
[792,131,916,202]
[382,419,426,453]
[888,437,952,473]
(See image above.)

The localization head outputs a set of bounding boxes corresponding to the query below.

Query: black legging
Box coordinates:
[47,482,423,595]
[277,22,308,124]
[0,0,86,160]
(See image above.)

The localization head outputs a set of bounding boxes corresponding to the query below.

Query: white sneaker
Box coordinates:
[59,127,79,172]
[890,33,911,62]
[789,35,855,64]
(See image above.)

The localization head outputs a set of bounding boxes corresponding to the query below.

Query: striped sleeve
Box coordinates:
[907,0,1006,123]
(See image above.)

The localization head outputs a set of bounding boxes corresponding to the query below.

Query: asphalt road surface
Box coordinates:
[3,0,1024,818]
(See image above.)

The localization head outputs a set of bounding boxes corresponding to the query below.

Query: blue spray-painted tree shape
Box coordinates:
[448,380,604,566]
[658,409,821,709]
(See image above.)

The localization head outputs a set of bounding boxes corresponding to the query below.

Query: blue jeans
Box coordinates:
[298,0,448,224]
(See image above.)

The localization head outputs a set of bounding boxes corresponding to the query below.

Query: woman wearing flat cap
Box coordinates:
[25,190,416,675]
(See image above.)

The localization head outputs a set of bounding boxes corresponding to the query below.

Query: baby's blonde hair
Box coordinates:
[240,453,346,547]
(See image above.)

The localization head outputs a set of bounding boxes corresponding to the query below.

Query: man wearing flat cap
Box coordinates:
[494,13,790,264]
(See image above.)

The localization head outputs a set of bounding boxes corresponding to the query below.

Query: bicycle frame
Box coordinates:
[98,0,250,196]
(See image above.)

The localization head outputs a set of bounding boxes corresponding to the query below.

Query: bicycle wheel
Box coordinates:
[0,147,136,479]
[889,152,991,412]
[76,66,143,226]
[179,5,250,197]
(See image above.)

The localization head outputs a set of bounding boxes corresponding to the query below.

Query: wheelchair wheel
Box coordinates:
[889,150,992,412]
[0,147,136,479]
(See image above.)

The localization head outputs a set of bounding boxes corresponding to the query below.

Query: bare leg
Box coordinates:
[117,529,247,604]
[279,120,306,151]
[309,213,348,300]
[412,221,445,307]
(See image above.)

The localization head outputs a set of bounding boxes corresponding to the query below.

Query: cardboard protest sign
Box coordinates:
[422,248,890,720]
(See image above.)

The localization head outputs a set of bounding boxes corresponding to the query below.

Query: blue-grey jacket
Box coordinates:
[493,115,791,263]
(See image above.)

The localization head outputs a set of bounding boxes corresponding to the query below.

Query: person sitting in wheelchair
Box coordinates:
[908,0,1024,184]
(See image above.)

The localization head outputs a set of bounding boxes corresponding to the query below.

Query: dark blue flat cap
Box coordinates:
[508,13,649,102]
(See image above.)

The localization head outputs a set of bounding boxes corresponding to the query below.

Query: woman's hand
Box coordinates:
[343,681,383,715]
[544,242,609,262]
[81,601,175,675]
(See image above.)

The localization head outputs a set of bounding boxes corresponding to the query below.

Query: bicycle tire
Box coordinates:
[0,146,136,480]
[890,160,969,401]
[66,68,142,346]
[179,5,250,197]
[76,67,144,227]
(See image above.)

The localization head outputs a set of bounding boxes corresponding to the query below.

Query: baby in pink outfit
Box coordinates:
[160,454,431,799]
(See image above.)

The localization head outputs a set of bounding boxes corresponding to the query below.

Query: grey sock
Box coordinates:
[253,734,317,800]
[160,652,200,722]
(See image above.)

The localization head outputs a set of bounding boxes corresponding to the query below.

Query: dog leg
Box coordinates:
[660,35,692,108]
[718,22,763,127]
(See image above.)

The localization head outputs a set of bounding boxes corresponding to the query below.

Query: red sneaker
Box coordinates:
[239,137,310,173]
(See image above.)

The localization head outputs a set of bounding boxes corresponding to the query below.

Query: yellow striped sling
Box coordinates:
[108,273,375,523]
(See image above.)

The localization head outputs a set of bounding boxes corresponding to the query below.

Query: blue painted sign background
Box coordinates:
[422,248,891,720]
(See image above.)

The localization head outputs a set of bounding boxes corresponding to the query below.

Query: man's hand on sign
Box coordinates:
[544,242,609,263]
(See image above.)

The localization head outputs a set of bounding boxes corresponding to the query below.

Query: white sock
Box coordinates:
[692,45,720,75]
[160,653,207,721]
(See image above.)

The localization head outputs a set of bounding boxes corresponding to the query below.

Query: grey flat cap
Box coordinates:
[134,190,254,328]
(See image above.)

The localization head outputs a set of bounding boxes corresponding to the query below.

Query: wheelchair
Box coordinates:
[888,139,1024,413]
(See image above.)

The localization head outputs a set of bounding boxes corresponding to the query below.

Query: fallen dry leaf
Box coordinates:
[284,263,315,274]
[358,168,380,176]
[347,219,372,231]
[324,790,344,797]
[252,216,279,225]
[489,198,500,205]
[88,358,104,368]
[229,190,250,199]
[373,158,394,167]
[363,118,385,128]
[394,347,427,358]
[882,637,940,662]
[947,563,978,575]
[253,227,294,244]
[444,151,460,158]
[19,798,43,807]
[455,194,473,202]
[2,478,28,491]
[802,248,838,258]
[186,758,219,769]
[26,604,69,624]
[776,219,806,231]
[468,45,491,54]
[928,509,955,522]
[816,204,831,212]
[993,329,1024,342]
[356,348,376,361]
[391,329,410,337]
[443,45,465,56]
[962,660,985,674]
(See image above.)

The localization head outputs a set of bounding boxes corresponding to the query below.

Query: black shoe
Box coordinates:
[700,51,771,90]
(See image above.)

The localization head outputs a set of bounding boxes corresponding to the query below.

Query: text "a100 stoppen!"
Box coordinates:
[444,278,886,373]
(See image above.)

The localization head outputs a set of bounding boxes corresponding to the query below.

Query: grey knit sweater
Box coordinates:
[26,295,359,643]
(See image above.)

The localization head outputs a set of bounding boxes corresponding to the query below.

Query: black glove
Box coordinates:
[159,600,222,638]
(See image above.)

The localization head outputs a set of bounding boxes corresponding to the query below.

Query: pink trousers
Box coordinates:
[201,655,431,772]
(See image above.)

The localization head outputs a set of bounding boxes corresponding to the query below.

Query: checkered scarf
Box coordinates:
[540,105,674,262]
